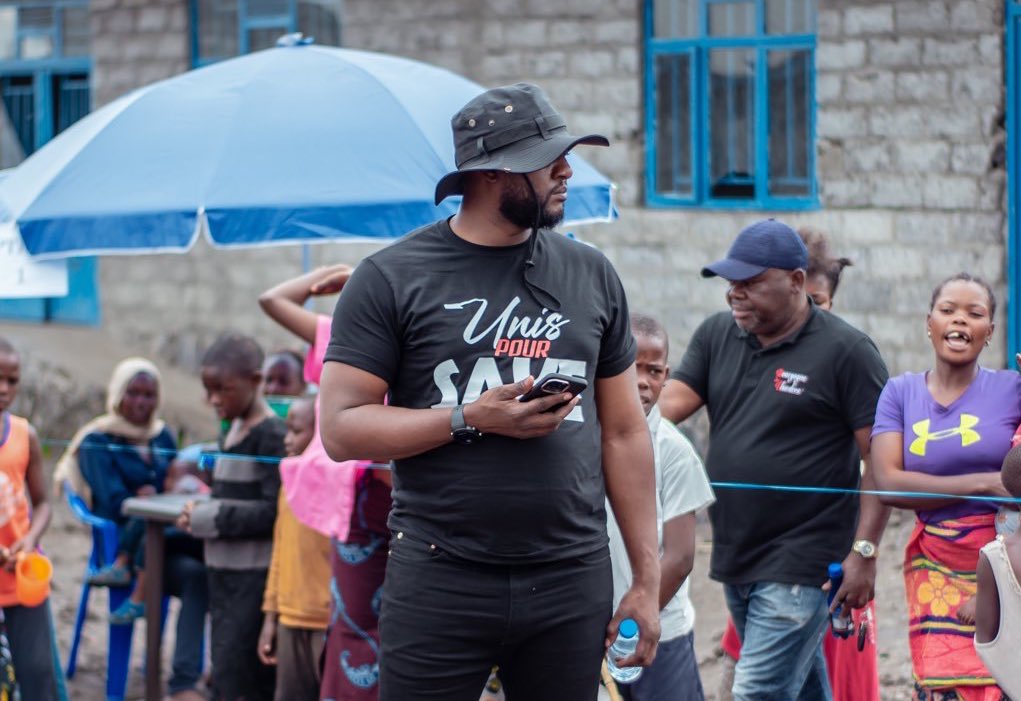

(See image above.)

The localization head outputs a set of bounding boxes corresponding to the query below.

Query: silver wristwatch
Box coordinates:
[852,539,877,559]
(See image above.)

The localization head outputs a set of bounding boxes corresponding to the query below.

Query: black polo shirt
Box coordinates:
[673,306,888,586]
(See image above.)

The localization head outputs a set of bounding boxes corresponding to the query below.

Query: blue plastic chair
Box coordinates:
[63,483,168,701]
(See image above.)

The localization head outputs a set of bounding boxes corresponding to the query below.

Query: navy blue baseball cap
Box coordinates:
[701,219,809,281]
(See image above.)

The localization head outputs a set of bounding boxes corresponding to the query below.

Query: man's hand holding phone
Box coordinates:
[463,375,583,440]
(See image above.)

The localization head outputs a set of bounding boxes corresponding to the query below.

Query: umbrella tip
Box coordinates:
[276,32,314,48]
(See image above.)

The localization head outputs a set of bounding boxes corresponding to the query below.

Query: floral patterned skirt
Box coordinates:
[904,514,1002,701]
[320,473,392,701]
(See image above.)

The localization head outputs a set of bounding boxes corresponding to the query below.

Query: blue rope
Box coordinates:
[709,481,1021,504]
[37,437,1021,503]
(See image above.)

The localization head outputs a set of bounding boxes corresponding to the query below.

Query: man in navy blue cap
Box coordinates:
[660,219,890,701]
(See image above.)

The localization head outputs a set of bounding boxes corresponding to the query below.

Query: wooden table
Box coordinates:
[122,493,208,701]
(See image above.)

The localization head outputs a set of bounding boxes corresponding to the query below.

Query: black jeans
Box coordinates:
[208,567,274,701]
[6,601,59,701]
[380,532,612,701]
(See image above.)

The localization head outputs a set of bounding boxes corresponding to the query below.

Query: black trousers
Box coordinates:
[6,602,59,701]
[380,532,612,701]
[208,567,275,701]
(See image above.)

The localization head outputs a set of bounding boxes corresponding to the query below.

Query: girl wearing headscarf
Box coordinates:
[55,357,175,622]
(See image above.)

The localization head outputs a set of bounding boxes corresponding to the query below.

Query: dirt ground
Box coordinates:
[43,483,920,701]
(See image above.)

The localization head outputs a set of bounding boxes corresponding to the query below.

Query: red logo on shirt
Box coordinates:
[774,368,808,395]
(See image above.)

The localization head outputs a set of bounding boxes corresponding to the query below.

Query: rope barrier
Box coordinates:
[36,437,1021,505]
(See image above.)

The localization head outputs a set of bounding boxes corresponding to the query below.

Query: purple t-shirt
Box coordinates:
[872,368,1021,523]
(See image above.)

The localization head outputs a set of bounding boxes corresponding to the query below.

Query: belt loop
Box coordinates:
[535,115,550,139]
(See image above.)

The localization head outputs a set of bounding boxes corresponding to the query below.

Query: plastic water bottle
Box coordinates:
[606,618,643,684]
[996,505,1019,537]
[827,563,853,639]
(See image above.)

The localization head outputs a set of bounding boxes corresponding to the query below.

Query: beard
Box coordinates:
[498,175,565,230]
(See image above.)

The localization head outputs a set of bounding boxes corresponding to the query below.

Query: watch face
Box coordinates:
[855,540,876,558]
[453,428,480,445]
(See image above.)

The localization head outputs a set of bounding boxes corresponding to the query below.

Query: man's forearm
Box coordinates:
[604,432,660,587]
[321,405,453,462]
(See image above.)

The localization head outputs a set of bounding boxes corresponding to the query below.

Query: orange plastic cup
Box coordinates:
[15,552,52,607]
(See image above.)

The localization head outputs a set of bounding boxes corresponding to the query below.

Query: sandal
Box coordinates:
[88,564,132,587]
[109,599,145,625]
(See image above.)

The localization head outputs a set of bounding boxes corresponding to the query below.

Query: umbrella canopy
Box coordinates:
[0,43,616,260]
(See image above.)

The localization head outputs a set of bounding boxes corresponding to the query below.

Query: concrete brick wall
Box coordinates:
[90,0,190,108]
[812,0,1007,372]
[86,0,1009,379]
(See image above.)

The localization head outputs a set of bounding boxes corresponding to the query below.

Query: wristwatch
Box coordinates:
[450,404,482,445]
[852,539,877,559]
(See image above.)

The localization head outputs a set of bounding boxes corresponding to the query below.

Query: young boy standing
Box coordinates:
[974,445,1021,700]
[0,337,59,701]
[179,334,287,701]
[607,314,715,701]
[258,397,333,701]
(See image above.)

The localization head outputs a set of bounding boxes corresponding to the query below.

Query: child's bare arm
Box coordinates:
[258,264,352,344]
[659,512,696,611]
[974,552,1000,643]
[5,426,51,570]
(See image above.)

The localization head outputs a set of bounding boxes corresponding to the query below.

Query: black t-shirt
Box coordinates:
[673,307,888,585]
[324,219,636,564]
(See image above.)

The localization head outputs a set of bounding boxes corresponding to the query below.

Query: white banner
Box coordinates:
[0,222,68,298]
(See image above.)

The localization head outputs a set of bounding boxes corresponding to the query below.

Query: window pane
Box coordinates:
[708,48,755,199]
[20,33,52,59]
[653,53,693,198]
[0,7,15,59]
[708,2,755,37]
[197,0,239,61]
[248,0,288,18]
[0,76,35,161]
[61,6,90,57]
[653,0,697,38]
[249,26,287,51]
[17,5,53,30]
[53,72,89,135]
[298,0,342,47]
[766,0,813,34]
[767,49,811,197]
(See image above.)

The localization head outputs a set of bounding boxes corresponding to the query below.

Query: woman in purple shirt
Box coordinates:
[872,273,1017,701]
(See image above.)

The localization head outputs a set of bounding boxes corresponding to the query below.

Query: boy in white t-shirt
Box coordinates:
[607,313,715,700]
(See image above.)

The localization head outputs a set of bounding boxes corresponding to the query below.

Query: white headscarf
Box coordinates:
[54,357,166,505]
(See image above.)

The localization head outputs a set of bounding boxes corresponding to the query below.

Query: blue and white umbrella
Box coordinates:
[0,41,616,260]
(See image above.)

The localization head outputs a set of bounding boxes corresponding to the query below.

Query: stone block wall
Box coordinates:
[86,0,1010,378]
[90,0,190,108]
[812,0,1007,371]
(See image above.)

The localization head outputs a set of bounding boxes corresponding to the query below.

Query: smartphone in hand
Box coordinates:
[518,373,588,410]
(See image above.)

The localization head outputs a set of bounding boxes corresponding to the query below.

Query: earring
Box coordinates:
[986,339,992,346]
[926,331,931,338]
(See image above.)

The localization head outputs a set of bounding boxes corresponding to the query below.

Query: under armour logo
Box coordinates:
[909,414,981,457]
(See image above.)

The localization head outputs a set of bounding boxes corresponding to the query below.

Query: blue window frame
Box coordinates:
[192,0,343,67]
[645,0,817,210]
[1008,0,1021,359]
[0,0,96,324]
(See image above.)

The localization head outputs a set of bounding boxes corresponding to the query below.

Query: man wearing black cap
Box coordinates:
[660,219,890,700]
[319,83,660,700]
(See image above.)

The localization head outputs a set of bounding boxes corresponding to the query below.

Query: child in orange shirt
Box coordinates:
[259,397,333,701]
[0,337,58,700]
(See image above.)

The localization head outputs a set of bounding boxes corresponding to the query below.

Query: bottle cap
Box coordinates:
[618,618,638,639]
[828,562,843,580]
